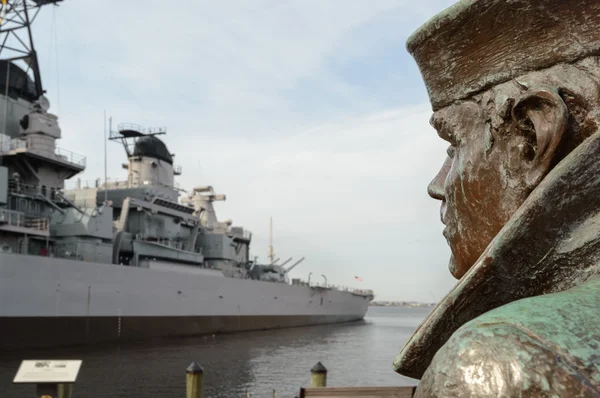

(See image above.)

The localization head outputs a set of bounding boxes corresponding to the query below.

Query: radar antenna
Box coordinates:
[108,122,167,158]
[0,0,63,100]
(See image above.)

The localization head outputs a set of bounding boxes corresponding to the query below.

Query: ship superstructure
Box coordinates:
[65,124,312,284]
[0,0,91,260]
[0,0,374,350]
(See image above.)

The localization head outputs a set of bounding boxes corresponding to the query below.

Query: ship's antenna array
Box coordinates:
[0,0,8,25]
[0,0,63,100]
[103,111,108,204]
[268,216,275,264]
[108,123,167,158]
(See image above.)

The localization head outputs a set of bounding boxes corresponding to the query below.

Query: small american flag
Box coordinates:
[354,275,363,282]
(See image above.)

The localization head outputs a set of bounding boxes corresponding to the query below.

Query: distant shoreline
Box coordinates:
[369,301,436,308]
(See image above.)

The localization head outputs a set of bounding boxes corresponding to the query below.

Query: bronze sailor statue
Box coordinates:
[394,0,600,396]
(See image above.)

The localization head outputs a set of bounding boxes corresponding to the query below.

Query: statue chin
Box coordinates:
[447,253,459,279]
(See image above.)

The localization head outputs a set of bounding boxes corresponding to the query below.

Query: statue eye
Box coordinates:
[447,146,456,158]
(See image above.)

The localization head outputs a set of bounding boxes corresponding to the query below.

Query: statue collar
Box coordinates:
[393,130,600,380]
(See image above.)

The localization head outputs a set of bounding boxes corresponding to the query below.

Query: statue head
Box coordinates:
[394,0,600,379]
[410,0,600,279]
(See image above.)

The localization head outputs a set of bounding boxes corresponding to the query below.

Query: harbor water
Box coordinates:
[0,307,430,397]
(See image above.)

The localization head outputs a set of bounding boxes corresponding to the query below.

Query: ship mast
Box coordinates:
[0,0,63,100]
[268,216,275,264]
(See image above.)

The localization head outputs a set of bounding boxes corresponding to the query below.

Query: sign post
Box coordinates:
[13,360,82,398]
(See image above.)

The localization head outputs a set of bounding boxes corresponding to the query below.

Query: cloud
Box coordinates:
[35,0,457,136]
[166,103,456,302]
[28,0,459,301]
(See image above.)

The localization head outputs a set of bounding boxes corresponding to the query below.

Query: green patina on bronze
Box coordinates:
[415,276,600,397]
[473,275,600,373]
[396,0,600,396]
[416,276,600,396]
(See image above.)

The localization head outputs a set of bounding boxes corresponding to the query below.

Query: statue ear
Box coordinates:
[511,88,568,187]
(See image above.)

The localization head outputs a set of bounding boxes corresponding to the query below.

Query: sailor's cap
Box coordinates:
[407,0,600,111]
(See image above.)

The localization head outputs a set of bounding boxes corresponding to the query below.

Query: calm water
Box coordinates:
[0,307,430,397]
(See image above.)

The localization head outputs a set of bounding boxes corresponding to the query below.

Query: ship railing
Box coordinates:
[0,137,86,167]
[230,228,252,240]
[118,123,145,133]
[64,177,185,192]
[55,147,87,167]
[137,235,188,251]
[8,180,64,201]
[9,179,41,197]
[0,208,49,232]
[305,282,374,296]
[0,137,26,151]
[350,288,374,296]
[102,179,131,189]
[117,123,167,135]
[64,178,130,190]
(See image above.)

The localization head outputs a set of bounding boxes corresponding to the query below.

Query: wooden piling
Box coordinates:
[186,362,204,398]
[58,383,73,398]
[310,362,327,388]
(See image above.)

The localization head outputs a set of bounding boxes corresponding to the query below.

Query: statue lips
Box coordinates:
[440,203,450,242]
[442,227,451,241]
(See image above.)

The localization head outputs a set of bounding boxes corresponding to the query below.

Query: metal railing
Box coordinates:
[0,208,49,232]
[138,235,189,251]
[229,227,251,240]
[0,137,86,167]
[300,281,374,296]
[2,138,26,151]
[117,123,167,135]
[64,177,185,192]
[64,178,127,190]
[55,147,86,167]
[8,179,43,197]
[349,288,375,296]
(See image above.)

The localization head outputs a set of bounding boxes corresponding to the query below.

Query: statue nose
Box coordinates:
[427,179,445,200]
[428,156,451,200]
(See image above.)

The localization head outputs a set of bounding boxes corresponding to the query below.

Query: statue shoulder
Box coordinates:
[413,319,534,397]
[414,301,600,397]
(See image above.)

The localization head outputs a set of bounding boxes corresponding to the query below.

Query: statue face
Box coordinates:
[428,98,533,279]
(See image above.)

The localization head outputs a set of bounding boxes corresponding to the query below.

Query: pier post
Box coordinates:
[186,362,204,398]
[35,384,58,398]
[310,362,327,388]
[58,383,73,398]
[32,382,73,398]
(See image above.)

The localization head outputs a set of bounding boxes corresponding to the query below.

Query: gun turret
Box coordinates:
[193,186,213,193]
[284,257,305,273]
[278,257,293,268]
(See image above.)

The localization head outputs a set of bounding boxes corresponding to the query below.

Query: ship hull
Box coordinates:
[0,253,371,350]
[0,315,363,349]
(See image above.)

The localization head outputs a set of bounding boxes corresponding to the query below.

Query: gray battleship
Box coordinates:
[0,0,373,349]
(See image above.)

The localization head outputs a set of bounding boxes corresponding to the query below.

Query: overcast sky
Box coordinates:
[30,0,459,302]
